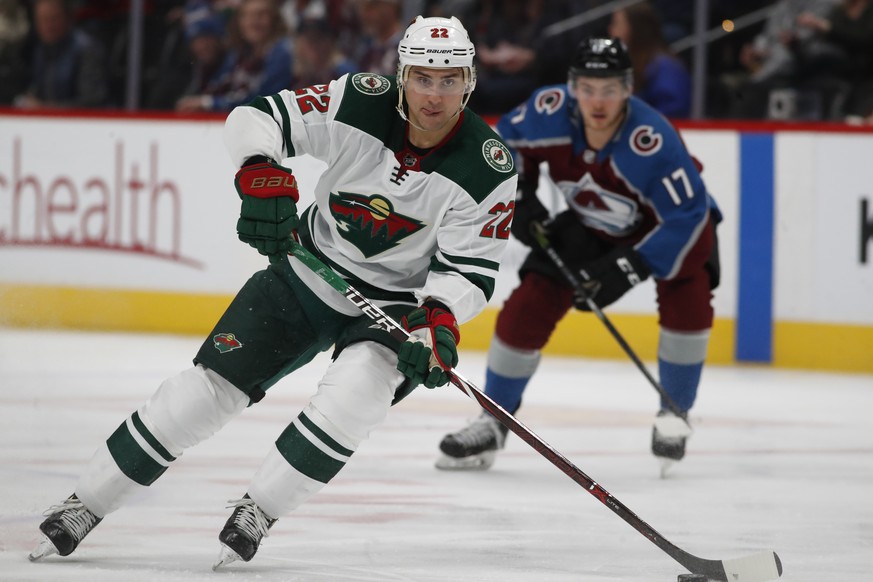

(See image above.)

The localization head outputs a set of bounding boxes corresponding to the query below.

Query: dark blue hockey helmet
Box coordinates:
[569,37,633,86]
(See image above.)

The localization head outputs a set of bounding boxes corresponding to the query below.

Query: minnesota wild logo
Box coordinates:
[352,73,390,95]
[213,333,243,353]
[482,138,514,173]
[329,192,424,257]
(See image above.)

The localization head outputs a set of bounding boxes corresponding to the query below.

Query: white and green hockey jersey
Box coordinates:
[224,73,518,323]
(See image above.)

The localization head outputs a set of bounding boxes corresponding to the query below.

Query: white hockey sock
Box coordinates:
[248,342,402,518]
[76,442,145,518]
[248,444,327,520]
[76,365,248,517]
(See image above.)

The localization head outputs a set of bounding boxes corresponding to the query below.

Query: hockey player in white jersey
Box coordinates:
[29,15,517,569]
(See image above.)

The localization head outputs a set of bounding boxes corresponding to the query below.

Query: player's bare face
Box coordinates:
[405,67,466,147]
[573,77,629,143]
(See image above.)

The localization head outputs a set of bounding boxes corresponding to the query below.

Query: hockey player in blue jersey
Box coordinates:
[437,37,721,474]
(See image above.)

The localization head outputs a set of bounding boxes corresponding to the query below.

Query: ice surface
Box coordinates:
[1,328,871,581]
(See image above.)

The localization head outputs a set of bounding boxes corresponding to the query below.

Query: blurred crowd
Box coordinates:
[1,0,872,123]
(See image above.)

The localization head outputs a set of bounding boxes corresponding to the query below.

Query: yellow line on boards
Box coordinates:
[1,284,870,373]
[460,309,735,365]
[773,321,873,374]
[0,284,231,336]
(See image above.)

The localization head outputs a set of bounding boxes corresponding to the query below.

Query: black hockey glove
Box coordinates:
[574,247,651,310]
[397,300,460,389]
[235,156,299,256]
[510,184,549,247]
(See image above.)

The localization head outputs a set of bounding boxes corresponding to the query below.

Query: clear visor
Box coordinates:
[403,68,472,96]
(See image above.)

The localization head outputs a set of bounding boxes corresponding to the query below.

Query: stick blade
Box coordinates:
[719,551,783,581]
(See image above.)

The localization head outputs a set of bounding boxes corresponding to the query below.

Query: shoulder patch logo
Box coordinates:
[629,125,663,156]
[534,88,565,115]
[352,73,391,95]
[482,139,514,173]
[213,333,243,353]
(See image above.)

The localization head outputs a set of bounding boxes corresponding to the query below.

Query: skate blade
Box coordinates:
[28,536,58,562]
[659,457,677,479]
[434,451,496,471]
[653,414,693,439]
[212,544,243,571]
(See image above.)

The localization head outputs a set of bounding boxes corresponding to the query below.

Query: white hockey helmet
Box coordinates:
[397,15,477,93]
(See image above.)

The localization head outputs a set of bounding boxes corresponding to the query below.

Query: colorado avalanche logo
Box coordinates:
[213,333,243,353]
[561,173,639,235]
[352,73,390,95]
[329,192,424,257]
[629,125,663,156]
[482,139,514,173]
[534,88,565,115]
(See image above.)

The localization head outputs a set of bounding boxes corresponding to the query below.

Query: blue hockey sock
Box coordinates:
[658,359,703,412]
[484,368,530,414]
[483,337,540,414]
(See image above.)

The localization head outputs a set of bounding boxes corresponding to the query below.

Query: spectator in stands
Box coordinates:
[650,0,694,44]
[794,0,873,118]
[739,0,839,84]
[13,0,110,109]
[75,0,181,108]
[278,0,358,60]
[349,0,403,76]
[146,1,226,110]
[728,0,840,119]
[176,0,293,112]
[178,5,227,102]
[0,0,29,105]
[278,0,356,33]
[608,1,692,118]
[462,0,578,116]
[293,18,356,87]
[280,0,330,31]
[420,0,475,18]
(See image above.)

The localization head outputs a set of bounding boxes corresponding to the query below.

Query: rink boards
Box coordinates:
[0,111,871,372]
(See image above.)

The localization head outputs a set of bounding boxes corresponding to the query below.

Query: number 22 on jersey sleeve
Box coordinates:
[479,201,515,239]
[294,85,330,114]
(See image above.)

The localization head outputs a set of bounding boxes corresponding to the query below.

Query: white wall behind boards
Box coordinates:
[1,112,871,371]
[774,133,873,325]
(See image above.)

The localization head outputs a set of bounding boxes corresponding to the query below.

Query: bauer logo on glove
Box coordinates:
[234,157,300,256]
[236,164,298,198]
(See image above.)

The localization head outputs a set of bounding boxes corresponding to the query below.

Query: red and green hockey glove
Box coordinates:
[396,300,460,389]
[234,156,299,256]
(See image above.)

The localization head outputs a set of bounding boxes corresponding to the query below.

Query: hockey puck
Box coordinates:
[677,575,708,581]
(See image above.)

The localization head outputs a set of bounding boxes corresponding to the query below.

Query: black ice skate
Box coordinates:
[213,495,277,570]
[436,413,508,471]
[28,494,103,561]
[651,410,692,477]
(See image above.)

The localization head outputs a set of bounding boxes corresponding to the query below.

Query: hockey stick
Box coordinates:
[529,221,692,435]
[273,244,782,582]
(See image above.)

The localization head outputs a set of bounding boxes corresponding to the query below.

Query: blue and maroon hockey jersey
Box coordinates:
[497,87,721,280]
